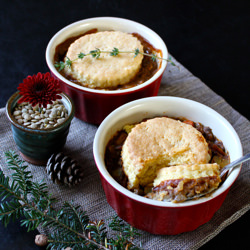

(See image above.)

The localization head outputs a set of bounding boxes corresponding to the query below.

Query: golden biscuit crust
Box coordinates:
[64,31,144,89]
[153,163,220,187]
[146,163,221,202]
[122,117,211,190]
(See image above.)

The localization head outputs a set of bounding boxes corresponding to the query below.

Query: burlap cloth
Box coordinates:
[0,57,249,249]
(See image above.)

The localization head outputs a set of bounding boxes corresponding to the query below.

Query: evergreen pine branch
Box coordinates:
[0,151,143,249]
[5,151,34,200]
[62,201,89,232]
[0,199,24,227]
[108,216,141,249]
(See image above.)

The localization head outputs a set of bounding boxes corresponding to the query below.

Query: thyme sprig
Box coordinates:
[0,151,142,249]
[54,47,177,71]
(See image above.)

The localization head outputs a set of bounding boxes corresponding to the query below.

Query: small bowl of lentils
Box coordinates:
[6,91,75,165]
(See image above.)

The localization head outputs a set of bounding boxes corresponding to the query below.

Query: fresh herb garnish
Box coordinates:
[54,47,177,71]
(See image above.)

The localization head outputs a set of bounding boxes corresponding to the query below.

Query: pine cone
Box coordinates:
[46,152,83,186]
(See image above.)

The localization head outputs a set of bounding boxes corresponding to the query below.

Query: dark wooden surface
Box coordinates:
[0,0,249,249]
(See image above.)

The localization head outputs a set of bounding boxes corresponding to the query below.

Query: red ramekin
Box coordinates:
[93,96,243,235]
[46,17,168,124]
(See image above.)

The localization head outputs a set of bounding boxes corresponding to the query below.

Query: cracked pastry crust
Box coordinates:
[121,117,211,190]
[146,163,221,202]
[64,31,144,89]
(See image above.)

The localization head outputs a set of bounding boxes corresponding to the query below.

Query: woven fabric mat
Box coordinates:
[0,56,249,250]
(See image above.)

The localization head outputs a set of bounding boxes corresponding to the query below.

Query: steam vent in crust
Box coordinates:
[121,117,211,190]
[64,31,144,89]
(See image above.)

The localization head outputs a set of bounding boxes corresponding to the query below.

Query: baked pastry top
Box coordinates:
[64,31,144,89]
[121,117,211,190]
[146,163,221,202]
[153,163,220,187]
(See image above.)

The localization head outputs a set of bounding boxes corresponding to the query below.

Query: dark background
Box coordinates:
[0,0,249,249]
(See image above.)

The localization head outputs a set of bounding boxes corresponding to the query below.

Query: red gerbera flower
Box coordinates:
[17,72,62,108]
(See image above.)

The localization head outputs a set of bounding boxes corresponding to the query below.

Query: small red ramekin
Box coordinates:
[93,96,243,235]
[46,17,168,124]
